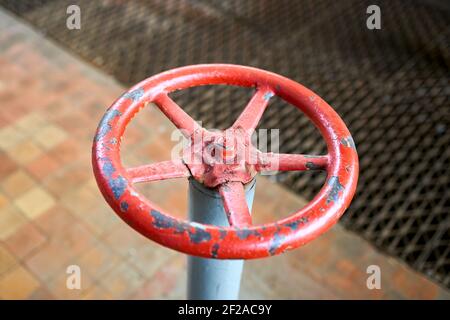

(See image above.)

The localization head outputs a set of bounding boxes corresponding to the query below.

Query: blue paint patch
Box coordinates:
[150,210,211,243]
[285,217,308,230]
[95,109,122,142]
[123,88,144,101]
[340,136,356,150]
[236,229,261,240]
[102,159,125,200]
[149,210,169,228]
[219,229,227,240]
[263,91,274,101]
[211,243,220,258]
[269,231,285,255]
[188,228,212,244]
[150,209,182,232]
[109,175,127,200]
[120,201,129,212]
[102,161,115,178]
[306,161,322,170]
[326,176,344,204]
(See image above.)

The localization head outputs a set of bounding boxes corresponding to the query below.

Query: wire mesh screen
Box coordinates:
[1,0,448,288]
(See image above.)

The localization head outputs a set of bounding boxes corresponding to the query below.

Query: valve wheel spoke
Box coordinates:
[256,152,329,172]
[232,86,273,134]
[154,92,202,138]
[219,181,252,227]
[126,159,191,184]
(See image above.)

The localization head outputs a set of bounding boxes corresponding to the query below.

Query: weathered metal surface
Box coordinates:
[92,64,359,259]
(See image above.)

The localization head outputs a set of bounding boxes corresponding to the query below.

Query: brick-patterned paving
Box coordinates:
[0,9,448,299]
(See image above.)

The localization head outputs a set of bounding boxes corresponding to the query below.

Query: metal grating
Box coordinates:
[1,0,448,288]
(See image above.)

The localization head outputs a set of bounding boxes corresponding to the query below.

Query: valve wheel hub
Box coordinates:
[183,128,257,188]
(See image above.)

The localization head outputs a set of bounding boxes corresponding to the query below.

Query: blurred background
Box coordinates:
[0,0,448,299]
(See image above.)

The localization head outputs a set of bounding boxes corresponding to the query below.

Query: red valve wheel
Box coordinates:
[92,64,358,259]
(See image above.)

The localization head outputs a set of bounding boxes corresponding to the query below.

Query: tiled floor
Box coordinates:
[0,9,448,299]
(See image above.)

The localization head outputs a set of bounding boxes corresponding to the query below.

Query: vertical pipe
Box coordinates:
[187,178,256,300]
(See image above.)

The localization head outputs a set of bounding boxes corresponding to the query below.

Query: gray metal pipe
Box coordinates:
[187,178,256,300]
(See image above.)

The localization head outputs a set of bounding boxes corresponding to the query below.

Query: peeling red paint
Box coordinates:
[92,64,359,259]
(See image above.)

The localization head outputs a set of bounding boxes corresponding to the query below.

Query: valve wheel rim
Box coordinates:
[92,64,359,259]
